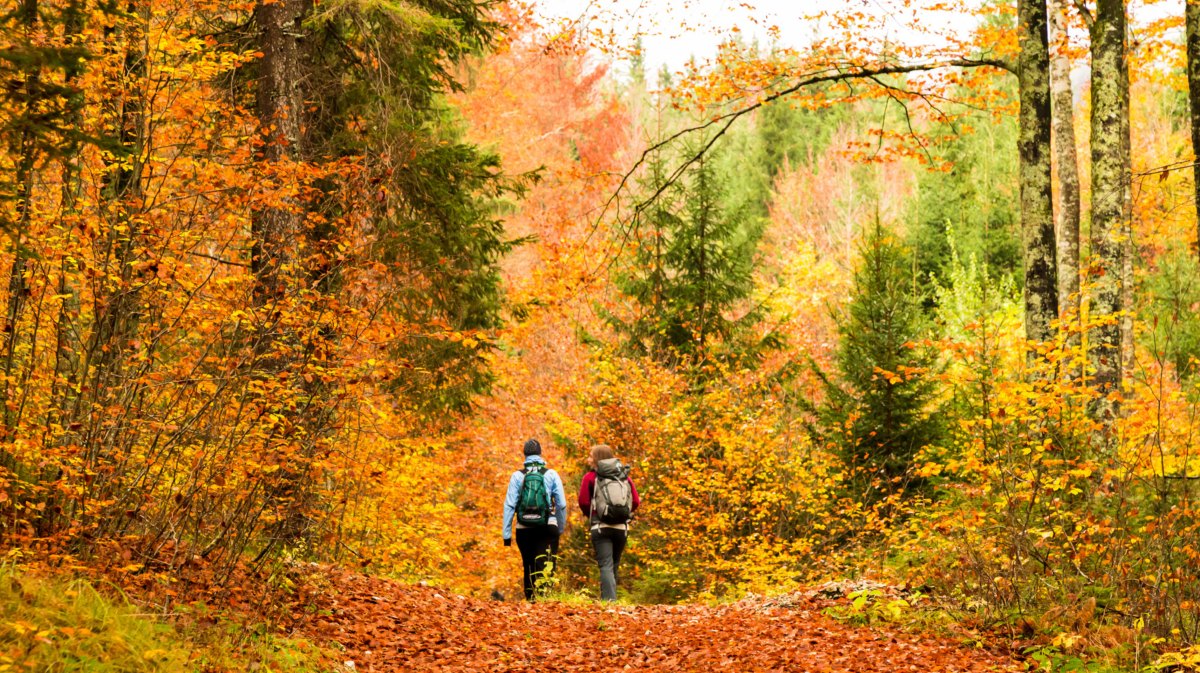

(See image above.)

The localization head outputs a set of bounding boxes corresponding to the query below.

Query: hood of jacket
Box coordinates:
[595,457,625,478]
[524,455,546,467]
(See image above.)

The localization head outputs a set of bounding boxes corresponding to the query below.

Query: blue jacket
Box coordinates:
[502,455,567,539]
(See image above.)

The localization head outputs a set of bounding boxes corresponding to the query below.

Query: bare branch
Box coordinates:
[587,57,1012,282]
[189,251,251,268]
[1072,0,1095,29]
[617,58,1008,206]
[866,75,937,166]
[1133,159,1200,178]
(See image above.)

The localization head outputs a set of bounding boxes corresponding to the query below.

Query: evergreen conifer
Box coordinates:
[816,223,943,499]
[610,138,762,366]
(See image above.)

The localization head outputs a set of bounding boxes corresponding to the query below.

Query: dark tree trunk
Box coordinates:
[1088,0,1131,421]
[1188,0,1200,259]
[64,2,149,540]
[1049,0,1081,332]
[52,0,87,421]
[1018,0,1059,345]
[77,2,147,445]
[248,0,316,558]
[252,0,308,306]
[1,0,42,436]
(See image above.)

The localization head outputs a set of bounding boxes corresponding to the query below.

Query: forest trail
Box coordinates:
[297,570,1022,672]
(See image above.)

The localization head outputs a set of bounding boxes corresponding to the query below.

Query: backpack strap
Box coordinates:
[588,470,597,523]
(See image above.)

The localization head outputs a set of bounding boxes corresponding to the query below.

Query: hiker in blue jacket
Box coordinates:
[501,438,567,600]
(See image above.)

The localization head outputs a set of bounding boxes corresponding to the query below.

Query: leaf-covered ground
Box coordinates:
[297,570,1022,672]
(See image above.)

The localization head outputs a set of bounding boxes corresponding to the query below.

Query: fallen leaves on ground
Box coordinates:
[295,568,1021,672]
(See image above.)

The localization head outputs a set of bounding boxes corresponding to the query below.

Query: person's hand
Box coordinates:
[503,538,512,547]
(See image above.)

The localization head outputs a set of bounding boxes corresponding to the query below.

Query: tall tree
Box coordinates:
[1188,0,1200,259]
[51,0,88,437]
[0,0,41,434]
[1049,0,1082,328]
[87,0,148,403]
[1017,0,1059,345]
[1082,0,1130,417]
[251,0,308,305]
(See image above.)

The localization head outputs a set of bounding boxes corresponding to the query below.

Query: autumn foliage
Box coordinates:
[4,0,1200,670]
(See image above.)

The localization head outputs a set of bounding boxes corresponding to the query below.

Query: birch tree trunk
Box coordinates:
[1018,0,1059,345]
[1049,0,1082,330]
[1088,0,1131,422]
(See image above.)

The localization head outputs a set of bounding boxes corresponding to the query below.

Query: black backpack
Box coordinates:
[516,465,552,526]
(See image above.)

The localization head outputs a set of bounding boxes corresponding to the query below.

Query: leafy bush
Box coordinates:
[1142,246,1200,382]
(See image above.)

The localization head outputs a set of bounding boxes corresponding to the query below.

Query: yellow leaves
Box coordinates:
[1141,454,1200,479]
[914,461,944,478]
[1153,646,1200,671]
[141,649,173,662]
[4,621,44,638]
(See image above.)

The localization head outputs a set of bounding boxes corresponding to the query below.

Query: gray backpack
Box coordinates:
[591,458,633,525]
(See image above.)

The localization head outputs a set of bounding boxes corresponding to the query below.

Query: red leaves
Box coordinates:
[296,568,1020,672]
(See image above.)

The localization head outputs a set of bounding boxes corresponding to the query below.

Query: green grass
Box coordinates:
[0,566,327,672]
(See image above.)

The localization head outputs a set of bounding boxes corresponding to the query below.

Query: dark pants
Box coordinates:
[590,527,627,601]
[515,524,560,600]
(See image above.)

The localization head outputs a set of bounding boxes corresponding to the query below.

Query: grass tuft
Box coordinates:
[0,564,326,673]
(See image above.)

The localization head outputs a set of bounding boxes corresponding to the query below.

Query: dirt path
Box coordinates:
[298,570,1021,672]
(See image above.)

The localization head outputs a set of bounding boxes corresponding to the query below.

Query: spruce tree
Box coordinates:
[611,139,762,365]
[818,224,943,499]
[297,1,529,415]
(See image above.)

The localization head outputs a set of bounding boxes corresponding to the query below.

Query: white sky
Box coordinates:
[532,0,1184,78]
[533,0,981,75]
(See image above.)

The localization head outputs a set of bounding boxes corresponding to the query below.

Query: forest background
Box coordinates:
[2,0,1200,668]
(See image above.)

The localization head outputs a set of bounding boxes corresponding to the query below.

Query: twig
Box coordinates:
[189,251,250,267]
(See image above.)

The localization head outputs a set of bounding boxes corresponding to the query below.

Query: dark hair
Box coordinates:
[523,438,542,457]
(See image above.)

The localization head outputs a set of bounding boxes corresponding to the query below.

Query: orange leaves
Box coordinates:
[295,567,1021,673]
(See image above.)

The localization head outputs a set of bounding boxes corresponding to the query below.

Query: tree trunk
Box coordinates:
[252,0,307,306]
[66,2,149,539]
[1049,0,1082,332]
[248,0,313,558]
[53,0,87,417]
[79,2,147,450]
[1,0,42,437]
[1018,0,1059,345]
[1088,0,1131,421]
[1188,0,1200,258]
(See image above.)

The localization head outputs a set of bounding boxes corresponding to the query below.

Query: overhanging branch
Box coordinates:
[1072,0,1096,30]
[585,56,1012,283]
